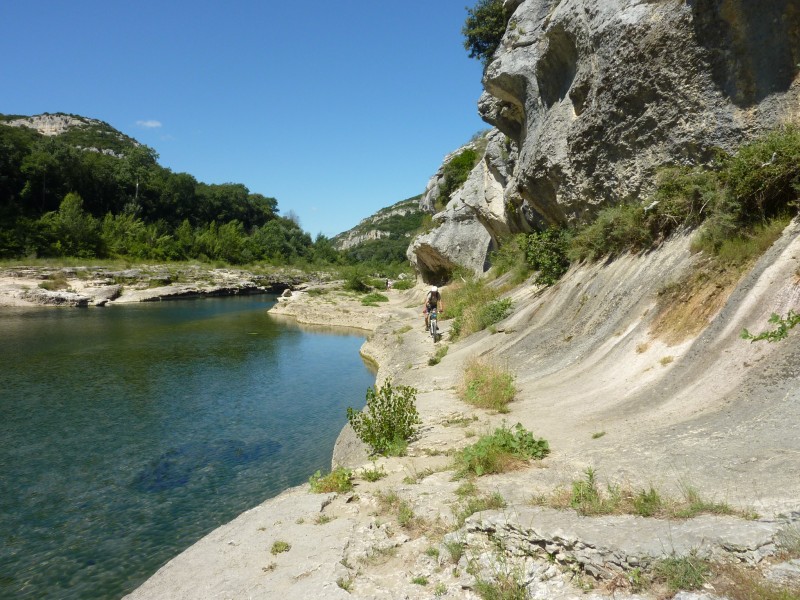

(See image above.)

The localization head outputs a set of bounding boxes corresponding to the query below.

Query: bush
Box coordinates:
[454,423,549,477]
[569,127,800,264]
[476,297,513,330]
[346,379,421,456]
[568,203,653,262]
[343,270,369,292]
[308,466,353,493]
[391,278,414,290]
[524,228,571,285]
[490,233,529,282]
[361,292,389,306]
[460,357,516,412]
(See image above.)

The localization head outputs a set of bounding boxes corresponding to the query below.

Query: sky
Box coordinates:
[1,1,488,237]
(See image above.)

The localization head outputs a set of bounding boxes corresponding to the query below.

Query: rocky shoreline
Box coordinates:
[123,238,800,600]
[0,265,307,307]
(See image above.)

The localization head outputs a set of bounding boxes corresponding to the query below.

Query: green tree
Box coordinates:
[40,192,103,257]
[462,0,509,66]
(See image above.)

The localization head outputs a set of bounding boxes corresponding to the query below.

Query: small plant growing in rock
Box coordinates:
[428,344,449,366]
[454,423,549,477]
[270,540,291,555]
[336,576,353,591]
[347,379,421,456]
[360,461,387,482]
[741,310,800,343]
[308,466,353,493]
[652,551,710,592]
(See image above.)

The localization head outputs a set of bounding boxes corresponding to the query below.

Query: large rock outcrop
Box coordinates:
[410,0,800,280]
[408,130,517,278]
[482,0,800,227]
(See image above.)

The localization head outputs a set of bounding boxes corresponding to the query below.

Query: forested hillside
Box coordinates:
[0,113,335,264]
[332,196,426,265]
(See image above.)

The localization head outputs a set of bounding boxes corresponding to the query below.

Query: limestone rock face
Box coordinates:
[481,0,800,226]
[407,196,493,281]
[408,0,800,280]
[4,113,102,136]
[410,130,517,281]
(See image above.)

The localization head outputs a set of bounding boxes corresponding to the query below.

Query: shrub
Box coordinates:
[523,228,571,285]
[477,297,513,330]
[346,379,421,456]
[490,233,530,283]
[391,278,413,290]
[308,466,353,493]
[568,203,653,262]
[454,423,549,477]
[569,128,800,264]
[343,271,369,293]
[361,292,389,306]
[460,358,516,412]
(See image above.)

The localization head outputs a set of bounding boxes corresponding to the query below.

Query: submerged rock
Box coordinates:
[132,439,281,493]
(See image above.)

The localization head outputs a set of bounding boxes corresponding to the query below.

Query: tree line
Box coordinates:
[0,121,338,264]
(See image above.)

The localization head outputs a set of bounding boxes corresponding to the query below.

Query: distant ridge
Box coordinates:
[1,112,139,156]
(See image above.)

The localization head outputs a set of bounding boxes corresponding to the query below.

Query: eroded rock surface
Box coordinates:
[410,0,800,280]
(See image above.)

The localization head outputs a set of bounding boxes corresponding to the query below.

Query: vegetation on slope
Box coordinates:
[489,127,800,293]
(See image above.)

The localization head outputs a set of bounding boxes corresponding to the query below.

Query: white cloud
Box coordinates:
[136,120,162,128]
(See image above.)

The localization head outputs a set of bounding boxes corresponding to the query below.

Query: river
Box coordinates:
[0,295,374,599]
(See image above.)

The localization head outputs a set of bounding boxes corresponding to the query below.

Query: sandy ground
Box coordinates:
[119,224,800,598]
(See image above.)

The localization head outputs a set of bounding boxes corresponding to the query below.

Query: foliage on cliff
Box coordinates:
[462,0,509,66]
[570,126,800,263]
[438,148,480,209]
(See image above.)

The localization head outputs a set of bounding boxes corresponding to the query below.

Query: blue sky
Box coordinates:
[1,1,488,237]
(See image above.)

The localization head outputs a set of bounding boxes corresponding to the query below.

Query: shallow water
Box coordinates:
[0,296,374,599]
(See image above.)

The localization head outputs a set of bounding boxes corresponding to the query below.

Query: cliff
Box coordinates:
[410,0,800,277]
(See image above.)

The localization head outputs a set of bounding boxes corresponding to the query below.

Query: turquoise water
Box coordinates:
[0,296,374,599]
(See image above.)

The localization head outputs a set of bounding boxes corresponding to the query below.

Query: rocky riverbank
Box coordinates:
[123,230,800,599]
[0,265,309,307]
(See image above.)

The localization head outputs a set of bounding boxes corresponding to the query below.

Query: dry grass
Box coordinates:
[532,470,755,520]
[458,357,516,412]
[651,216,790,345]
